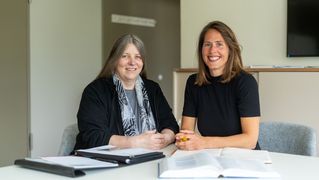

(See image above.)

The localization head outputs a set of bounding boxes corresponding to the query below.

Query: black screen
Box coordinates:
[287,0,319,57]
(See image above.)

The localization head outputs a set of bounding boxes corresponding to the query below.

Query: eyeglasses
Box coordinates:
[202,41,225,50]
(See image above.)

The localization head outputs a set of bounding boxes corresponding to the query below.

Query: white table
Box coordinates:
[1,145,318,179]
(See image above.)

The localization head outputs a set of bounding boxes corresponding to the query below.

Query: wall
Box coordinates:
[258,72,319,126]
[0,0,28,166]
[29,0,102,157]
[181,0,319,68]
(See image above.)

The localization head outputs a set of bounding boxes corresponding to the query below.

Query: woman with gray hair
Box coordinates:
[74,34,179,151]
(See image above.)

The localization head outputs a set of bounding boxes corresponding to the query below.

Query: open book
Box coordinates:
[75,145,165,164]
[158,152,280,179]
[172,147,272,164]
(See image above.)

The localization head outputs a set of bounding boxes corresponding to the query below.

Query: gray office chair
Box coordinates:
[258,121,317,156]
[58,123,79,156]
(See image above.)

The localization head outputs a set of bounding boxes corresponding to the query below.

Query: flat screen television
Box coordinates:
[287,0,319,57]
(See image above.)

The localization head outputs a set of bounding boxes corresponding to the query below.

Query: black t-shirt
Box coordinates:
[183,72,260,137]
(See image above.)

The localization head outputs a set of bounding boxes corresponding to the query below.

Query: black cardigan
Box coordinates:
[74,77,179,150]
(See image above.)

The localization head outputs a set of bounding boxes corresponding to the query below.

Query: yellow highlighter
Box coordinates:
[180,136,189,142]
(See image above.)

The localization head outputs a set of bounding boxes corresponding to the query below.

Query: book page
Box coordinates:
[41,156,118,169]
[171,148,222,158]
[217,157,280,178]
[221,147,272,164]
[159,152,222,178]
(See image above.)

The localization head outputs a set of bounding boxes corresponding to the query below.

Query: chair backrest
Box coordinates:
[58,123,79,156]
[259,121,317,156]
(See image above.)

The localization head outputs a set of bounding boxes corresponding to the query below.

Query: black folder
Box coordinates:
[75,150,165,164]
[14,159,85,178]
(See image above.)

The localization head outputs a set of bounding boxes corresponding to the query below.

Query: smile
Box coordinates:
[208,56,220,62]
[125,67,137,71]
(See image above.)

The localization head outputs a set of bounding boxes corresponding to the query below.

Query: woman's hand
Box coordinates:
[175,130,206,150]
[130,129,174,150]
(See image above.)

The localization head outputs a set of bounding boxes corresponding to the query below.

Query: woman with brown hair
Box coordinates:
[176,21,260,150]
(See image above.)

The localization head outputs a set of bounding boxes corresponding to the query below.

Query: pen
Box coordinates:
[180,136,189,142]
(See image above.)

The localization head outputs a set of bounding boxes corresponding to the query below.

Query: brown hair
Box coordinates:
[97,34,147,79]
[196,21,245,85]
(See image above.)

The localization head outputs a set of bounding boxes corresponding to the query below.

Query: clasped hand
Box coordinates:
[175,130,206,150]
[131,130,170,150]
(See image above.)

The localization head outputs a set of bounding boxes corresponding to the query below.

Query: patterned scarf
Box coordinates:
[113,74,156,136]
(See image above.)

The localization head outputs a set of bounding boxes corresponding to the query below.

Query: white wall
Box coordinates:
[30,0,102,157]
[181,0,319,68]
